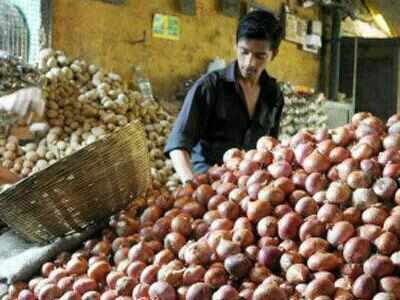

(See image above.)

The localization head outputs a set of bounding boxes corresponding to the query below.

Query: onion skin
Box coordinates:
[285,264,310,284]
[252,283,287,300]
[357,224,383,242]
[352,188,379,210]
[383,215,400,237]
[380,277,400,299]
[257,136,278,151]
[258,186,285,206]
[374,232,400,255]
[326,182,351,205]
[186,283,212,300]
[361,159,382,179]
[303,150,330,174]
[352,274,377,300]
[373,177,398,200]
[247,200,272,223]
[317,204,342,223]
[383,163,400,178]
[204,267,228,288]
[278,212,303,240]
[279,251,303,272]
[343,237,371,263]
[212,285,239,300]
[327,221,355,247]
[305,173,327,195]
[363,255,395,278]
[299,238,329,258]
[304,278,335,300]
[257,216,278,238]
[148,281,176,300]
[257,246,283,271]
[295,197,318,217]
[224,253,252,279]
[340,263,363,281]
[343,207,362,226]
[362,207,389,226]
[299,217,325,241]
[307,252,342,272]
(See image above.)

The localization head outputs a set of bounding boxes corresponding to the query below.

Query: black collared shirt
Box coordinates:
[164,61,284,173]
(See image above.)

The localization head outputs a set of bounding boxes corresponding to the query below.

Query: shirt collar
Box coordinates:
[222,61,272,87]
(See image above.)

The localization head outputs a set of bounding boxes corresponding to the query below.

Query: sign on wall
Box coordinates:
[152,14,180,41]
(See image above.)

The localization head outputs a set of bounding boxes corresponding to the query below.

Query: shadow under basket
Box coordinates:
[0,120,151,244]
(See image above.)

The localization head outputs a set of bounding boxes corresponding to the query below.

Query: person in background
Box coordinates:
[0,87,45,184]
[165,9,285,184]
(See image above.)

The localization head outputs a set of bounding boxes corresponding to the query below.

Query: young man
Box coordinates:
[165,9,284,184]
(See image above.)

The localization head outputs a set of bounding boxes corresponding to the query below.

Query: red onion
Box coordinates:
[302,150,330,174]
[305,172,327,195]
[257,246,283,271]
[148,281,176,300]
[383,134,400,150]
[273,146,294,163]
[294,143,314,165]
[268,161,292,178]
[257,136,278,151]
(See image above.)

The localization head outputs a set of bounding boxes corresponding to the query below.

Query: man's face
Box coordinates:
[236,38,276,80]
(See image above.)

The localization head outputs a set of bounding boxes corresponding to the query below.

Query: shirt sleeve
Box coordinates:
[164,77,213,157]
[269,88,285,138]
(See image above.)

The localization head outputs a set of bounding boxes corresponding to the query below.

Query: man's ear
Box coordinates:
[271,48,279,60]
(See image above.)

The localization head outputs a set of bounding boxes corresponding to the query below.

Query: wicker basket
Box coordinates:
[0,120,151,243]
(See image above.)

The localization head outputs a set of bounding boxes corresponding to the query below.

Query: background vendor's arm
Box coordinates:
[0,167,20,184]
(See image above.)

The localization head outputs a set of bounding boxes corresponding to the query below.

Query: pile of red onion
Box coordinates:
[6,112,400,300]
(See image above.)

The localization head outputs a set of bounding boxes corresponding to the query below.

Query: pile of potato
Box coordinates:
[0,49,178,189]
[0,51,40,96]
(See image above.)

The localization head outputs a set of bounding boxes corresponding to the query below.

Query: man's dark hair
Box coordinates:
[236,9,283,50]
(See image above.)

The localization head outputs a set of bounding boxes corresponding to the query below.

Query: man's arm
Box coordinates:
[169,149,194,184]
[164,76,213,182]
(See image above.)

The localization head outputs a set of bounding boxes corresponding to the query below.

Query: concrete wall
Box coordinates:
[52,0,320,98]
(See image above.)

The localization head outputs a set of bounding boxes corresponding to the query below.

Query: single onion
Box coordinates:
[268,161,292,178]
[302,150,330,174]
[257,136,278,151]
[305,172,327,195]
[294,142,314,165]
[329,147,351,164]
[373,177,398,200]
[317,139,335,156]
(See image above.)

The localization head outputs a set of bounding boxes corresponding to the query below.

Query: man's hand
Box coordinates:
[0,87,45,119]
[169,149,194,184]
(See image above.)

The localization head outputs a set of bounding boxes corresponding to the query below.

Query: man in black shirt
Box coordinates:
[165,10,284,183]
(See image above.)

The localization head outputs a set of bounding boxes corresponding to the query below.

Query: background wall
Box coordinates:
[52,0,320,99]
[10,0,42,63]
